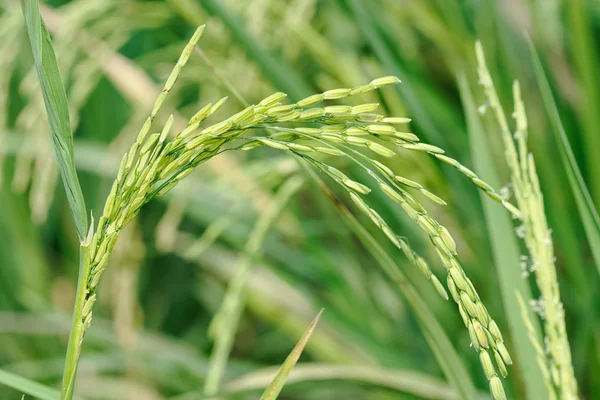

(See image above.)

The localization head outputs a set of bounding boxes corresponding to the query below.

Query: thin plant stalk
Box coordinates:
[60,237,92,400]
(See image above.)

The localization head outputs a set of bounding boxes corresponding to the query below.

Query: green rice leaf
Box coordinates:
[20,0,88,241]
[0,367,83,400]
[230,363,490,400]
[259,310,323,400]
[528,39,600,275]
[458,72,548,399]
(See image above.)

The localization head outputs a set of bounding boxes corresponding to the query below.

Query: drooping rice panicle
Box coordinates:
[55,25,521,400]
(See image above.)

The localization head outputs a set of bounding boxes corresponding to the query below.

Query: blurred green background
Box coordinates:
[1,0,599,399]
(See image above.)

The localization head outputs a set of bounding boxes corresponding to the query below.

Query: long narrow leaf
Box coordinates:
[259,310,323,400]
[0,368,82,400]
[528,39,600,275]
[20,0,88,241]
[231,363,489,400]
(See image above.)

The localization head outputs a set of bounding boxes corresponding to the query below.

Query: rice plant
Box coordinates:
[3,1,598,400]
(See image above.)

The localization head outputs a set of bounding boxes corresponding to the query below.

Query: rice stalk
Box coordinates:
[22,22,520,399]
[476,42,577,399]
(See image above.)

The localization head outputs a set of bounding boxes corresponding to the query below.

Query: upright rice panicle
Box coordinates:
[476,41,577,400]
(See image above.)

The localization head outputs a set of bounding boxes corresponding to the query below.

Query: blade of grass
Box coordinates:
[230,363,490,400]
[567,0,600,205]
[0,368,84,400]
[203,176,304,395]
[528,39,600,275]
[259,310,324,400]
[300,163,479,400]
[20,0,88,241]
[458,72,548,399]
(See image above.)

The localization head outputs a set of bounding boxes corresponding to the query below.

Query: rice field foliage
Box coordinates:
[1,0,599,399]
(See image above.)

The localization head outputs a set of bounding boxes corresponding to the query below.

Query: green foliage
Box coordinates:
[528,40,600,276]
[2,1,599,400]
[259,310,323,400]
[20,0,88,241]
